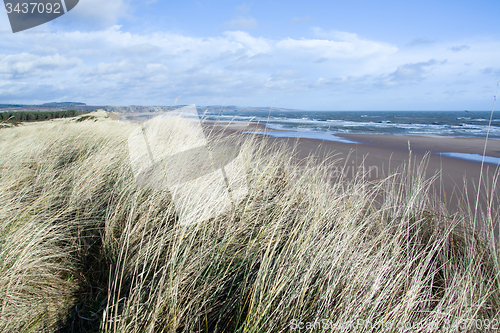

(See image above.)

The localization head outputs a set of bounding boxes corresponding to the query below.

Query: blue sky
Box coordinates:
[0,0,499,110]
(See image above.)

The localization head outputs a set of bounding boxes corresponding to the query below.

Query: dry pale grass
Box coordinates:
[0,114,498,332]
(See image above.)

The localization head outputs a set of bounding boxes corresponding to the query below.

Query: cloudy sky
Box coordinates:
[1,0,499,110]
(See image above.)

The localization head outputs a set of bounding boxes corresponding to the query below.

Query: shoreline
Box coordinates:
[123,116,500,166]
[204,120,500,215]
[120,116,500,214]
[203,120,500,160]
[339,133,500,159]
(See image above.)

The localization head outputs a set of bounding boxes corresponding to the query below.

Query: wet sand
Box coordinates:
[206,120,500,218]
[118,113,499,236]
[122,114,499,225]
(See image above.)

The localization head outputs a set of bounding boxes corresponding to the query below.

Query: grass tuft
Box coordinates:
[0,116,498,332]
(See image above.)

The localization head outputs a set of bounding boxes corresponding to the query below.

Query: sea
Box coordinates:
[123,109,500,164]
[199,110,500,140]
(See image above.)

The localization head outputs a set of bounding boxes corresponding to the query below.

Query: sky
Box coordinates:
[0,0,499,110]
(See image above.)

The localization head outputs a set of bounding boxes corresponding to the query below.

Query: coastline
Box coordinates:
[339,133,500,159]
[206,120,500,215]
[206,119,500,160]
[118,114,499,215]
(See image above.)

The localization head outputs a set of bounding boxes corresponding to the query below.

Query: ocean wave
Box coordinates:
[202,111,500,138]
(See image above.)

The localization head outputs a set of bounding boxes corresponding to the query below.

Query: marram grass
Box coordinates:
[0,115,498,332]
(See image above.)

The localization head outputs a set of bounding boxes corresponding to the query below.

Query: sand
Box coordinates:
[202,120,500,217]
[118,114,499,220]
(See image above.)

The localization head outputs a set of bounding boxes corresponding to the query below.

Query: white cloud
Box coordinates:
[0,25,499,109]
[0,53,82,77]
[275,30,398,79]
[83,60,130,76]
[379,59,438,86]
[276,37,395,60]
[224,31,272,54]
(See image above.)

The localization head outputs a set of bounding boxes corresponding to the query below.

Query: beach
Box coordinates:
[2,112,499,331]
[204,120,500,217]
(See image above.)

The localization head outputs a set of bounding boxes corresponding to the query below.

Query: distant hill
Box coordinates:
[104,105,302,114]
[0,103,101,113]
[0,103,301,114]
[199,105,301,113]
[0,110,84,124]
[0,104,25,109]
[42,102,87,106]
